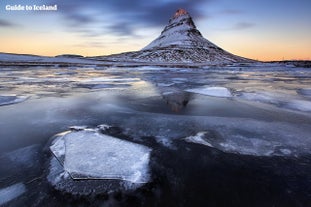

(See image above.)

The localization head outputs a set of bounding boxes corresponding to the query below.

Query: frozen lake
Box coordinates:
[0,65,310,206]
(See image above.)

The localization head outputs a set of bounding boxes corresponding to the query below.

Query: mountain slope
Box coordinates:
[95,9,253,65]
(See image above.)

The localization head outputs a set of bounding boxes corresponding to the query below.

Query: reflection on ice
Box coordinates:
[0,183,26,205]
[162,91,191,112]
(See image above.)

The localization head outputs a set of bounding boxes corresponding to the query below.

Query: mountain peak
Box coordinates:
[142,8,205,50]
[173,8,188,18]
[104,8,253,64]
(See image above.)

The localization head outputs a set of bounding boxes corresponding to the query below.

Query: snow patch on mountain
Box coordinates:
[100,9,253,65]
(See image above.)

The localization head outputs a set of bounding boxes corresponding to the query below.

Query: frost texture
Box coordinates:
[50,130,151,183]
[186,87,232,98]
[0,183,26,205]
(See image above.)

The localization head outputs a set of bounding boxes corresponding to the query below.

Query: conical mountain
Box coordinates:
[100,9,253,65]
[142,9,215,50]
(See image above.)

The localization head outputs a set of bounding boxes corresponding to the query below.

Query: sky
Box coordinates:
[0,0,310,61]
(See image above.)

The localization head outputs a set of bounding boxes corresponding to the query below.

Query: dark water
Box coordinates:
[0,66,310,206]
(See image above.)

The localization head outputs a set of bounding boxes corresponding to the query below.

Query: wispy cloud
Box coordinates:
[220,9,243,15]
[0,19,17,27]
[50,0,210,37]
[233,22,255,30]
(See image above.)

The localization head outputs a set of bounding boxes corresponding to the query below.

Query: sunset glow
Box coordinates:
[0,0,310,61]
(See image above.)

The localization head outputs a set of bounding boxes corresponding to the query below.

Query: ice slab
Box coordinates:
[0,95,28,106]
[50,130,151,183]
[186,87,232,98]
[184,131,296,156]
[239,91,311,112]
[0,183,26,205]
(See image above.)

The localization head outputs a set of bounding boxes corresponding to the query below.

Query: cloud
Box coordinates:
[220,9,243,15]
[233,22,255,30]
[50,0,210,37]
[0,19,16,27]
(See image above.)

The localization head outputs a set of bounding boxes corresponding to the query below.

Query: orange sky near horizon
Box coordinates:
[1,34,309,61]
[0,0,310,61]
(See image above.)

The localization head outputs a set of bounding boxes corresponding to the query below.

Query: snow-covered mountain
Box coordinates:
[97,9,253,65]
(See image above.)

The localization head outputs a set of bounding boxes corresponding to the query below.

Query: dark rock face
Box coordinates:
[100,9,254,65]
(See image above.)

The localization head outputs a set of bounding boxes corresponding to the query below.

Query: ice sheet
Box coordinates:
[286,100,311,112]
[186,87,232,97]
[50,130,151,183]
[0,183,26,205]
[239,91,311,112]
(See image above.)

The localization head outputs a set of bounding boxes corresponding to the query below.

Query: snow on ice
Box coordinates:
[50,129,151,183]
[186,86,232,98]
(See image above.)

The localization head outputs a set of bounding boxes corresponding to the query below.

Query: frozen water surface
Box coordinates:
[0,64,311,206]
[0,183,26,205]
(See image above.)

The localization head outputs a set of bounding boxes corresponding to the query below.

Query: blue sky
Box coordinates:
[0,0,310,60]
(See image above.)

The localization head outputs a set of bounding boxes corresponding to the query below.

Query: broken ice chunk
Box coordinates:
[0,183,26,205]
[186,86,232,98]
[184,132,213,147]
[184,131,294,156]
[50,130,151,183]
[0,95,28,106]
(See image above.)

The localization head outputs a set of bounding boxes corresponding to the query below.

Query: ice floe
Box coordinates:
[239,91,311,112]
[184,131,298,156]
[186,86,232,98]
[0,95,28,106]
[0,183,26,205]
[49,128,151,186]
